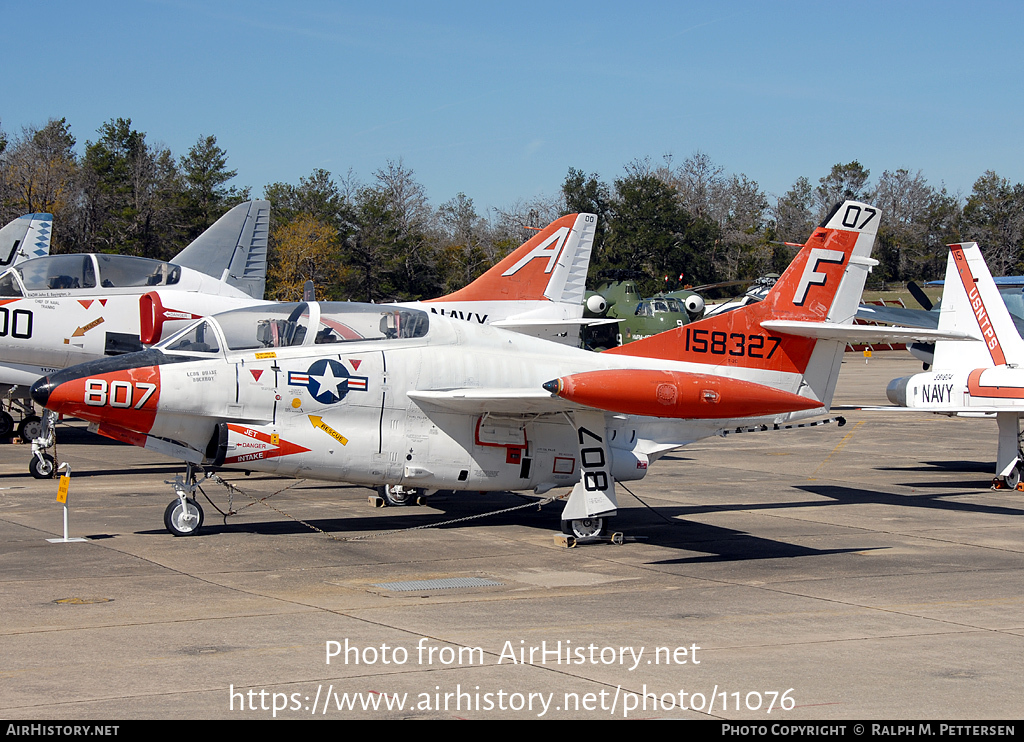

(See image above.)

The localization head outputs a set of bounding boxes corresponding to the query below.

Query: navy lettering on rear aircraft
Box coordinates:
[922,383,955,404]
[428,307,488,323]
[288,359,368,404]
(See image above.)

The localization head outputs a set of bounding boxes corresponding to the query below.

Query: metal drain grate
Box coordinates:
[373,577,503,592]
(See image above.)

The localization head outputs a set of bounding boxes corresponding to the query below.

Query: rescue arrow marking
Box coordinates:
[309,415,349,445]
[70,317,105,338]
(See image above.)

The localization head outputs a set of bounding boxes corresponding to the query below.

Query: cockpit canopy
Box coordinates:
[159,302,430,355]
[0,254,181,296]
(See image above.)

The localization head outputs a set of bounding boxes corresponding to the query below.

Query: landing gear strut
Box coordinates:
[164,464,206,536]
[28,411,58,479]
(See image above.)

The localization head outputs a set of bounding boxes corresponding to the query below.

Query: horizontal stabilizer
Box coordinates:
[761,320,978,343]
[171,201,270,299]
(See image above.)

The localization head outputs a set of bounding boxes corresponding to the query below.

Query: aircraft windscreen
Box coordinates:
[16,255,96,290]
[0,272,23,297]
[635,299,682,316]
[95,255,181,288]
[162,320,221,354]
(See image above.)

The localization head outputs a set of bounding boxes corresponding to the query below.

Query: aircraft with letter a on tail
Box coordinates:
[413,212,598,345]
[31,201,961,539]
[883,241,1024,489]
[0,200,271,471]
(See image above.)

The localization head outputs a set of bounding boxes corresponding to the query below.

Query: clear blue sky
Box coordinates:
[3,0,1023,215]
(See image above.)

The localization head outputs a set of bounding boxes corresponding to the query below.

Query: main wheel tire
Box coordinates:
[18,415,43,442]
[561,517,605,539]
[1006,466,1021,489]
[163,497,204,536]
[378,484,412,506]
[29,453,55,479]
[0,411,14,437]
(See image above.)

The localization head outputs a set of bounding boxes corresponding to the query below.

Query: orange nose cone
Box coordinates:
[36,367,162,433]
[553,369,821,419]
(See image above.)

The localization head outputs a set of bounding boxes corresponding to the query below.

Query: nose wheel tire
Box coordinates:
[164,498,204,536]
[29,453,56,479]
[561,517,606,540]
[1006,466,1021,490]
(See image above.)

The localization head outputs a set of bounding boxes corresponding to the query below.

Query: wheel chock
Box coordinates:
[368,495,386,508]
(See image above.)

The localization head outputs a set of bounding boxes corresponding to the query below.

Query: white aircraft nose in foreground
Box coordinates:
[34,201,886,539]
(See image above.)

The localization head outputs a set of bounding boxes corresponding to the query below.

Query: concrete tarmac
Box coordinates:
[0,354,1021,720]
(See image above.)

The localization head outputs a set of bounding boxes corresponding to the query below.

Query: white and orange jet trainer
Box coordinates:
[885,242,1024,489]
[10,211,596,477]
[33,201,884,539]
[0,201,271,449]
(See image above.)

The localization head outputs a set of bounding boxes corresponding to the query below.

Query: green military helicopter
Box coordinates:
[582,270,706,349]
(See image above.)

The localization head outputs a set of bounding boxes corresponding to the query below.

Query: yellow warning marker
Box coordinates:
[309,415,349,445]
[48,463,88,543]
[57,474,70,504]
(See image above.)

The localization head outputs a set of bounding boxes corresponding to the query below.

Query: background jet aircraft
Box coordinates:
[0,212,52,268]
[0,213,53,436]
[856,277,1024,366]
[36,201,915,539]
[417,213,597,345]
[0,200,270,458]
[884,242,1024,489]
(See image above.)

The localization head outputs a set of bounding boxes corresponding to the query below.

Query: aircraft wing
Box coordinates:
[407,388,575,414]
[760,320,978,344]
[171,201,270,300]
[857,300,1024,337]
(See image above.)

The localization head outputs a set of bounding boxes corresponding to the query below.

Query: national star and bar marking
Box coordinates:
[288,359,368,404]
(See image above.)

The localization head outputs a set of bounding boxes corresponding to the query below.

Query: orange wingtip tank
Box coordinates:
[542,369,821,419]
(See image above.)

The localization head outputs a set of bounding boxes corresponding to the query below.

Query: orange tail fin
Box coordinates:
[606,201,880,376]
[427,213,596,303]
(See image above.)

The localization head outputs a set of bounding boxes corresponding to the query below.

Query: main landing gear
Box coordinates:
[0,411,13,438]
[373,484,429,507]
[993,413,1024,491]
[164,464,206,536]
[561,517,607,540]
[994,464,1024,491]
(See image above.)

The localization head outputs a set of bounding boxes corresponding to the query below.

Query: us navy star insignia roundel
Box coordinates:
[289,359,368,404]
